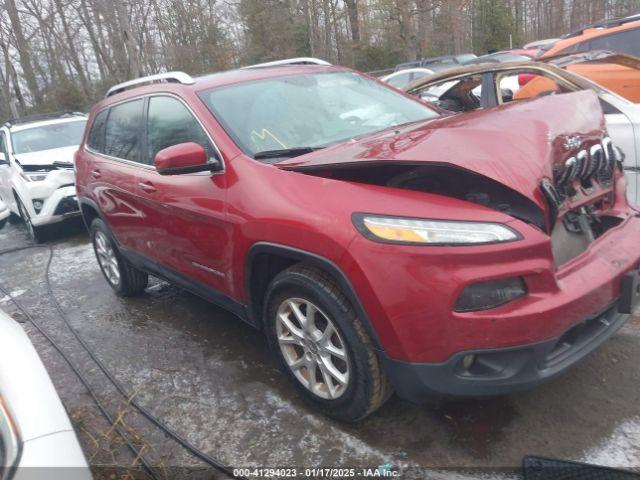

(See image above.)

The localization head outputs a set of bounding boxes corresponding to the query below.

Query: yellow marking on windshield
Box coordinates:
[250,129,288,149]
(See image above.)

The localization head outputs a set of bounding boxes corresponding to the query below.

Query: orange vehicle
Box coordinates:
[532,15,640,102]
[515,51,640,103]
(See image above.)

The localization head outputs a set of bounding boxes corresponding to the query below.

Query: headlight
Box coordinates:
[353,214,521,245]
[20,172,48,182]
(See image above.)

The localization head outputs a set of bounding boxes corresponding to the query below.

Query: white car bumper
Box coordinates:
[0,309,91,479]
[22,170,80,227]
[13,431,91,480]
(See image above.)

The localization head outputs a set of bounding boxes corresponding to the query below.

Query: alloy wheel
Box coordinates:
[276,297,350,400]
[94,230,121,286]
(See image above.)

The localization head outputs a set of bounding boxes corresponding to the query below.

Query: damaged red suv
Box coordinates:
[75,60,640,421]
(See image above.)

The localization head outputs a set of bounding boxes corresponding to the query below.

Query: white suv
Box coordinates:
[0,113,87,242]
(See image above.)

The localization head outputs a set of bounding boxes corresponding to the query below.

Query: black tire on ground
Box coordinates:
[0,217,6,230]
[90,218,148,296]
[264,264,392,422]
[16,197,46,243]
[8,211,21,224]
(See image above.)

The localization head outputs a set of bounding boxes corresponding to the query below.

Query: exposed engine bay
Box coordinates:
[311,162,546,230]
[299,136,625,267]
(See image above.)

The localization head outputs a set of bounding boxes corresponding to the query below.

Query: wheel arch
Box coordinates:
[78,196,107,233]
[245,242,383,350]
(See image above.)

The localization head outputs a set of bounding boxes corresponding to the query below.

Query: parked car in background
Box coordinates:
[540,14,640,58]
[405,51,640,204]
[0,308,91,479]
[395,54,476,73]
[0,112,87,242]
[523,38,559,50]
[0,200,8,230]
[545,50,640,103]
[77,59,638,421]
[463,50,535,65]
[380,68,434,89]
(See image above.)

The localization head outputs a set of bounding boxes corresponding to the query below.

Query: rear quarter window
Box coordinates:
[87,109,108,153]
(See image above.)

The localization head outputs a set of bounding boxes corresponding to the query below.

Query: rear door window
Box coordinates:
[146,96,216,165]
[104,99,144,163]
[498,71,573,103]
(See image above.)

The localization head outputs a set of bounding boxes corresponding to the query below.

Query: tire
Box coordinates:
[264,264,392,422]
[16,197,45,243]
[0,217,6,230]
[8,212,21,225]
[90,218,148,296]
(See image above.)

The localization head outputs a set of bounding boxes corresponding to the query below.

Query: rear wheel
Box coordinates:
[264,264,392,422]
[16,197,45,243]
[90,218,148,296]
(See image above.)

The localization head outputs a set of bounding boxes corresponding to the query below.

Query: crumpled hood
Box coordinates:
[278,90,606,211]
[14,145,78,167]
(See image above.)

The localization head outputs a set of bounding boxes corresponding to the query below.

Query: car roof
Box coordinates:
[385,68,433,76]
[4,115,86,133]
[544,50,640,70]
[543,17,640,56]
[97,64,352,108]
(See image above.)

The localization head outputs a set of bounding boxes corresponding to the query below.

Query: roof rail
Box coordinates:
[3,111,86,129]
[105,71,195,98]
[241,57,331,69]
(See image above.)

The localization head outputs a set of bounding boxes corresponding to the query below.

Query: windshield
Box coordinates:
[199,71,438,160]
[11,120,86,155]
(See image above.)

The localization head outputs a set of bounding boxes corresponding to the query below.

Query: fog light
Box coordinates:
[455,277,526,312]
[462,354,475,370]
[32,200,44,213]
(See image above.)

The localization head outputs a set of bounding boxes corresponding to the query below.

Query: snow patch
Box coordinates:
[0,289,26,304]
[581,417,640,468]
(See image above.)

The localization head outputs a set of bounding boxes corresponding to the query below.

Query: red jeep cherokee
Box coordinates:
[75,60,640,421]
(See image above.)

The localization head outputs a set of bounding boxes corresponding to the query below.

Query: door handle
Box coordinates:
[91,169,101,178]
[138,181,157,194]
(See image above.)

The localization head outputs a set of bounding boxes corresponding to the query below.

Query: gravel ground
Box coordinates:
[1,219,639,479]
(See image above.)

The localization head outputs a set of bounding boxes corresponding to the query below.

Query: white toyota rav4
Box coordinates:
[0,112,87,242]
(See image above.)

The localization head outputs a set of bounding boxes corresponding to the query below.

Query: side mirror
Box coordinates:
[0,152,8,166]
[154,142,222,176]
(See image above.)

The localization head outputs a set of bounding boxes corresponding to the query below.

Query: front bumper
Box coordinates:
[13,430,91,480]
[16,169,80,226]
[30,186,80,226]
[381,302,630,400]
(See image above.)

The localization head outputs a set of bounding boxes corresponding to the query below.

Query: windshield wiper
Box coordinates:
[253,147,324,160]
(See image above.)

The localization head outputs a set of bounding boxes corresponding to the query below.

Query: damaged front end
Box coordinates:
[544,136,627,265]
[280,90,631,268]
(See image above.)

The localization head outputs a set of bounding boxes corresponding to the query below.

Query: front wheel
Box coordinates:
[264,265,392,422]
[90,218,148,296]
[16,197,45,243]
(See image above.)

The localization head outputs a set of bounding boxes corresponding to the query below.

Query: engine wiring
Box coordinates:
[0,243,245,480]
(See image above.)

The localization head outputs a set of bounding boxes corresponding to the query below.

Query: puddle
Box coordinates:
[433,397,517,459]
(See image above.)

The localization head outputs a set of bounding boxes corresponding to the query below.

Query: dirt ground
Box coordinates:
[1,219,639,480]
